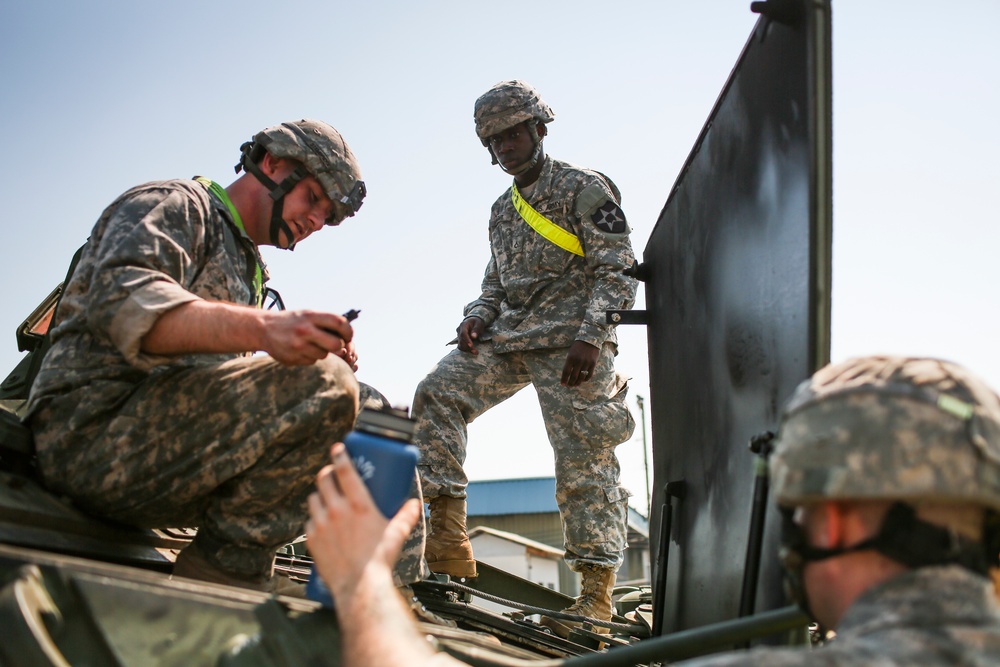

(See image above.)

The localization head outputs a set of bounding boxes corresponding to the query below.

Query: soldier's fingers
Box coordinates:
[330,443,373,507]
[315,463,343,507]
[307,492,326,526]
[316,461,335,481]
[310,311,354,344]
[384,499,422,555]
[316,330,346,356]
[392,499,422,533]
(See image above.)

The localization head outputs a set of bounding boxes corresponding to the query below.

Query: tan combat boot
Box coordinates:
[540,564,616,638]
[424,496,477,579]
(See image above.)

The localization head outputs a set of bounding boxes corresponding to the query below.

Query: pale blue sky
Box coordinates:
[2,2,997,512]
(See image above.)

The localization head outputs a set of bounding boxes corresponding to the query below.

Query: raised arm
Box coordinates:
[142,302,353,366]
[307,444,462,667]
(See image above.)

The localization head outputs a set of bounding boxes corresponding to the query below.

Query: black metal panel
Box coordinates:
[645,2,832,634]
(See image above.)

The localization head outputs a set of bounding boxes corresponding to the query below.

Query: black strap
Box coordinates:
[237,145,306,250]
[787,502,991,575]
[21,241,89,398]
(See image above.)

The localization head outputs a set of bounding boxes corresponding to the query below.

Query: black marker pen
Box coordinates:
[321,310,360,337]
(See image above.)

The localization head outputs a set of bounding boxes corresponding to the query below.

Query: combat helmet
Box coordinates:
[474,80,554,173]
[236,119,366,250]
[772,356,1000,592]
[771,355,1000,511]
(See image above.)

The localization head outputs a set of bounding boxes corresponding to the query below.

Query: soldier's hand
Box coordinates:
[457,317,485,354]
[337,340,360,372]
[307,443,421,601]
[562,340,600,387]
[261,309,354,366]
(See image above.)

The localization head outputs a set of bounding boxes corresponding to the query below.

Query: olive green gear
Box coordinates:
[770,356,1000,511]
[474,80,555,145]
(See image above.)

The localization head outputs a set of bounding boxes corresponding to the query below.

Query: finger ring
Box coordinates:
[581,370,590,377]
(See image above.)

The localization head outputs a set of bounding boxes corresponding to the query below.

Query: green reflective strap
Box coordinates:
[195,177,264,307]
[510,184,584,257]
[938,394,975,420]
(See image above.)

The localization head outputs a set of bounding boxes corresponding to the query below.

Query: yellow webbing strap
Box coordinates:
[510,184,584,257]
[195,176,264,307]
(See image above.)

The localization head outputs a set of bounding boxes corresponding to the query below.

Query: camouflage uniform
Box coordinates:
[672,356,1000,664]
[25,179,380,580]
[414,155,637,570]
[676,565,1000,666]
[677,356,1000,665]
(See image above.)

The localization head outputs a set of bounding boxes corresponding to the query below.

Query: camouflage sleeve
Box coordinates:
[573,181,637,346]
[87,187,206,367]
[462,253,503,327]
[461,202,507,327]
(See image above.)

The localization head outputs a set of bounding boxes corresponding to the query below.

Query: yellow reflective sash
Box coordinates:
[510,184,584,257]
[195,176,264,307]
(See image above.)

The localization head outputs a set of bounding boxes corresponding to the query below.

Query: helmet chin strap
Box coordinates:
[237,146,308,251]
[268,201,297,251]
[779,502,996,628]
[489,121,545,176]
[498,140,544,176]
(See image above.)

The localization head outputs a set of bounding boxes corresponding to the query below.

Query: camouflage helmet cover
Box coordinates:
[771,356,1000,512]
[248,119,365,223]
[474,80,555,145]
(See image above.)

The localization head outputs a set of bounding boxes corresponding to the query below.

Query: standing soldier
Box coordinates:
[411,80,639,636]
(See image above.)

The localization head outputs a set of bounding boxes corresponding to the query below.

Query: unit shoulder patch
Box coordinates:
[590,200,627,234]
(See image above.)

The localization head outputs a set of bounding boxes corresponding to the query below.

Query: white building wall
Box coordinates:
[470,533,562,616]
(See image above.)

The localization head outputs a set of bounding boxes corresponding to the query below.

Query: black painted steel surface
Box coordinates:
[644,1,832,634]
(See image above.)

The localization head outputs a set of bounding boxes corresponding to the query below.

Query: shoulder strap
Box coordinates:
[4,241,89,401]
[510,184,584,257]
[195,177,264,306]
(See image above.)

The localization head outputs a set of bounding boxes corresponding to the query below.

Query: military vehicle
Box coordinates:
[0,0,831,663]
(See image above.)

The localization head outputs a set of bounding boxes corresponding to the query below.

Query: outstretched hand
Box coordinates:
[306,443,421,601]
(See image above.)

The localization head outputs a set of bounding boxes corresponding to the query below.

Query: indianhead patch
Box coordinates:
[590,200,627,234]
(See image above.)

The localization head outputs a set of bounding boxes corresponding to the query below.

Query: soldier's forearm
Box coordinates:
[140,300,266,356]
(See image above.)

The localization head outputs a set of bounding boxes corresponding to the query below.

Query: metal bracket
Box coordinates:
[623,260,651,282]
[606,310,648,326]
[652,479,687,637]
[749,0,803,27]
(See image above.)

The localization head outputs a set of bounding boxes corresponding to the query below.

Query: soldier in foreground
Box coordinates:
[309,355,1000,665]
[410,80,638,636]
[26,119,376,593]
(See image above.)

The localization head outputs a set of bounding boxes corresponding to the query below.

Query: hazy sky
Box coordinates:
[2,2,997,515]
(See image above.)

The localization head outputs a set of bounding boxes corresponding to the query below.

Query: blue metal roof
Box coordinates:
[467,476,649,536]
[467,477,558,516]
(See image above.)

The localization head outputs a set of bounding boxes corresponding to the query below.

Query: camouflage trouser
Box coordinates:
[31,354,426,585]
[412,341,634,570]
